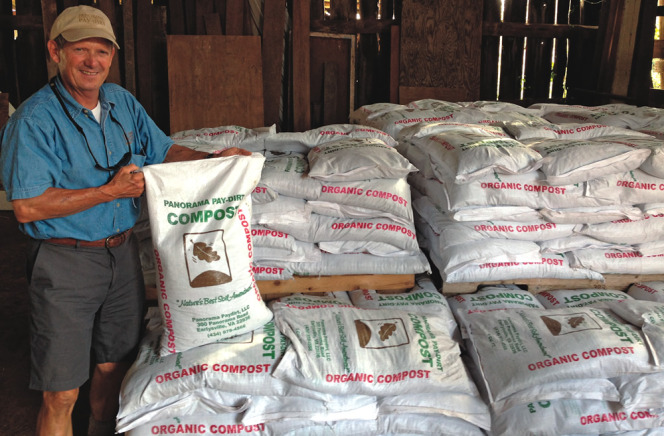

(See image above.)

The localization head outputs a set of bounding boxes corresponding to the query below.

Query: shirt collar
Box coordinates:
[51,75,115,117]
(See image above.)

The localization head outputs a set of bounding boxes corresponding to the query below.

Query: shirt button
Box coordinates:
[116,203,120,207]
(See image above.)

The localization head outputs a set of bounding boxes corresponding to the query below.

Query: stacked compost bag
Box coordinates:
[446,284,664,436]
[118,276,493,435]
[351,99,664,284]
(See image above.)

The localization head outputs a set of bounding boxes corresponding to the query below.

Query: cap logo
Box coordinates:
[78,13,105,26]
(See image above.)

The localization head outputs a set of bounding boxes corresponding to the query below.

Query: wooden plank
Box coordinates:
[262,0,286,129]
[323,61,339,125]
[258,274,415,297]
[398,86,470,104]
[0,92,8,130]
[204,12,223,34]
[40,0,57,79]
[611,0,642,97]
[390,25,399,103]
[167,35,264,133]
[146,274,416,301]
[400,0,482,103]
[196,0,214,34]
[480,0,500,100]
[310,34,354,126]
[628,0,658,105]
[136,0,153,115]
[442,274,664,295]
[122,0,136,96]
[311,17,394,34]
[168,0,186,34]
[292,0,311,131]
[225,0,244,35]
[98,0,122,86]
[482,22,597,38]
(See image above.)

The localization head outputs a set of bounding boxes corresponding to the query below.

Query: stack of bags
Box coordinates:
[117,276,492,435]
[251,123,430,280]
[446,286,664,436]
[350,99,664,284]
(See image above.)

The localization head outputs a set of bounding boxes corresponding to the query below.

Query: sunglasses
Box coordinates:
[50,77,132,172]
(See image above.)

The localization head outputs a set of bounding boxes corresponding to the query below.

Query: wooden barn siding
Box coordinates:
[0,0,659,134]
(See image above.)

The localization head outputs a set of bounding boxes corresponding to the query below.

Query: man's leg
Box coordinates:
[89,361,130,422]
[36,388,79,436]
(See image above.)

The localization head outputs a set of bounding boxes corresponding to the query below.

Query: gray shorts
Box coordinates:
[26,234,145,392]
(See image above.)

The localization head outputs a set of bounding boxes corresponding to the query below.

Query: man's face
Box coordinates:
[52,37,115,100]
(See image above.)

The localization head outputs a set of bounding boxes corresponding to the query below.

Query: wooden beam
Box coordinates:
[310,17,394,34]
[483,22,598,38]
[654,39,664,58]
[611,0,643,97]
[225,0,244,35]
[261,0,286,129]
[40,0,57,79]
[204,12,223,34]
[442,274,664,295]
[122,0,136,95]
[98,0,121,86]
[390,25,399,103]
[292,0,311,131]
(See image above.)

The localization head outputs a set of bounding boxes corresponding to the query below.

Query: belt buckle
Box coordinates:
[104,231,124,249]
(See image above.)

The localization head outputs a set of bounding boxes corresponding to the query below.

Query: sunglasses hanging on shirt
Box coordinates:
[49,76,132,172]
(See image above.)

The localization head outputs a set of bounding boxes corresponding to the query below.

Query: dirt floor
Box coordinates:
[0,210,92,436]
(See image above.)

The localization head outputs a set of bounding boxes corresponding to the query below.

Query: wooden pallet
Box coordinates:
[145,274,415,301]
[441,274,664,295]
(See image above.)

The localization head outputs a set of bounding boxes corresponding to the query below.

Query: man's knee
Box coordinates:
[43,388,79,411]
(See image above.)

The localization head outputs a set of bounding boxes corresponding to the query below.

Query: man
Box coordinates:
[0,6,249,436]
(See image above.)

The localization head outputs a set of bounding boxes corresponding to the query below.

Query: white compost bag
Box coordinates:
[307,137,416,181]
[377,412,486,436]
[522,138,651,186]
[265,123,398,154]
[535,103,657,129]
[612,372,664,409]
[378,392,491,430]
[505,122,653,141]
[442,170,611,211]
[259,154,322,200]
[318,240,415,257]
[579,213,664,245]
[349,102,408,125]
[537,234,632,254]
[539,205,643,224]
[170,124,274,153]
[251,195,312,226]
[270,303,479,397]
[143,155,272,354]
[627,281,664,302]
[447,285,544,339]
[405,130,542,184]
[604,299,664,367]
[439,251,604,283]
[464,307,655,403]
[317,177,414,222]
[594,134,664,179]
[535,289,633,309]
[265,251,431,276]
[251,264,292,281]
[568,248,664,275]
[492,399,664,436]
[348,275,457,335]
[117,319,320,432]
[587,169,664,205]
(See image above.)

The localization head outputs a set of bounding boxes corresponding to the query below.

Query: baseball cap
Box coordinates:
[49,5,120,49]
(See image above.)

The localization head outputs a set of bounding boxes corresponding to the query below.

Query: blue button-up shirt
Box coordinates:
[0,76,173,240]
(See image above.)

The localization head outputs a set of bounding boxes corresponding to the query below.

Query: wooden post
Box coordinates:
[122,0,136,95]
[292,0,311,131]
[40,0,57,79]
[262,0,286,129]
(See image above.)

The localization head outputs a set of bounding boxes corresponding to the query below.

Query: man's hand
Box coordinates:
[99,164,145,199]
[217,147,252,157]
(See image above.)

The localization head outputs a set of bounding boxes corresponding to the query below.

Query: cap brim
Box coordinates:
[61,29,120,49]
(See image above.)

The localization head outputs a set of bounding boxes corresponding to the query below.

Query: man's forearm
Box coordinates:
[11,186,119,223]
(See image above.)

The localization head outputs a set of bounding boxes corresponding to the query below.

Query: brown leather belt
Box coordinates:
[44,228,133,249]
